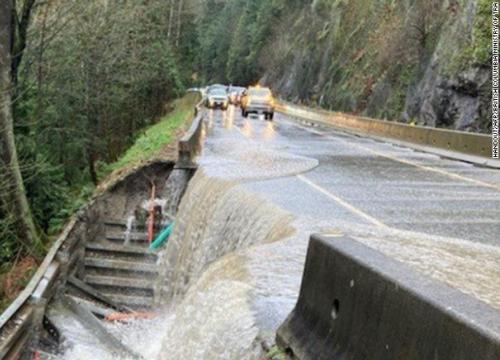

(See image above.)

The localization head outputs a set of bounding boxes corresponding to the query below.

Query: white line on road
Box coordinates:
[285,118,500,191]
[296,174,388,228]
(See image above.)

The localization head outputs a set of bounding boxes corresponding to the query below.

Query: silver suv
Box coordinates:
[241,87,275,120]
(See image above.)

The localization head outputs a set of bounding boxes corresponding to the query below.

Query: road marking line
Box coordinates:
[296,174,388,228]
[362,146,500,190]
[285,119,500,191]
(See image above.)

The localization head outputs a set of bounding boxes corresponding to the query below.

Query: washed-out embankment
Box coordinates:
[0,159,191,359]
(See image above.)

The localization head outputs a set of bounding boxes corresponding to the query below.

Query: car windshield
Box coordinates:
[210,89,227,96]
[249,88,271,97]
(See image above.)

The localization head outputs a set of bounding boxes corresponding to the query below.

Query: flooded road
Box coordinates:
[151,107,500,358]
[59,106,500,359]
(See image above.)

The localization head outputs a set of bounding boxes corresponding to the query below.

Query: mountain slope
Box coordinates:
[197,0,491,132]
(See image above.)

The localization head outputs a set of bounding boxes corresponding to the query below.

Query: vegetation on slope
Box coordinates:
[195,0,490,132]
[0,0,198,310]
[104,94,197,176]
[0,93,197,313]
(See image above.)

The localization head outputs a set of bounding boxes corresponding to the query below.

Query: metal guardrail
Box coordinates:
[0,208,94,359]
[0,96,204,359]
[276,101,499,167]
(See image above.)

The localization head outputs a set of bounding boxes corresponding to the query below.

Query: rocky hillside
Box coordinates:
[196,0,491,132]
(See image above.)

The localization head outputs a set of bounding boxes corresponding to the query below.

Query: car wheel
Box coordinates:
[269,112,274,121]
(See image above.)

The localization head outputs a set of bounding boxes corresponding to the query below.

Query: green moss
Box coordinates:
[471,0,492,65]
[267,345,287,360]
[449,0,491,72]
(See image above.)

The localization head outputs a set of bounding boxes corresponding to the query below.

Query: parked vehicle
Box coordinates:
[240,86,275,120]
[205,87,229,110]
[228,86,246,106]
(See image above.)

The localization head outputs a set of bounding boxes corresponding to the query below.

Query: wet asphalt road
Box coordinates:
[205,106,500,247]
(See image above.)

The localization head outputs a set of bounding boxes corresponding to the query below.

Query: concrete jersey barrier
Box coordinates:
[277,234,500,360]
[276,101,497,166]
[176,99,205,169]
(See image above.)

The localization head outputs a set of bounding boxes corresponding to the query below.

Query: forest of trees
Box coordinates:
[0,0,200,278]
[196,0,288,86]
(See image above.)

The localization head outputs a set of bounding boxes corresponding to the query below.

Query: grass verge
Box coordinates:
[104,93,198,174]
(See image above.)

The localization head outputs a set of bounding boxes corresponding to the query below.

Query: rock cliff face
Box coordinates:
[402,0,490,132]
[258,0,491,132]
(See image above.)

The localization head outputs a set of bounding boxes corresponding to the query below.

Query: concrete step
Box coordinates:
[99,292,154,309]
[84,275,154,297]
[84,258,158,275]
[86,241,155,256]
[84,274,155,289]
[85,242,157,263]
[104,220,146,229]
[104,219,170,230]
[84,265,157,280]
[66,276,132,313]
[105,232,150,246]
[104,220,130,227]
[65,294,115,318]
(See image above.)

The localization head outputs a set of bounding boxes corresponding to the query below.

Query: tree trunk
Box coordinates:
[167,0,175,41]
[175,0,184,47]
[0,0,41,253]
[36,1,50,119]
[86,146,98,185]
[84,54,100,186]
[11,0,36,88]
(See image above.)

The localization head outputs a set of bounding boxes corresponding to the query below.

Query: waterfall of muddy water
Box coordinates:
[156,170,296,303]
[123,215,135,245]
[141,198,167,212]
[162,168,192,216]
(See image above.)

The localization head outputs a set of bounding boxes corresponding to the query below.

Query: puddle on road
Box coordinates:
[201,115,318,182]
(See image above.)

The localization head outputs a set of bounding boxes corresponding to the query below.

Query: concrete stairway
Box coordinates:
[38,220,163,359]
[80,220,160,310]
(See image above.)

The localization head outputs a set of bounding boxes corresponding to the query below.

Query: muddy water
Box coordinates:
[157,170,295,303]
[57,110,500,359]
[162,168,192,216]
